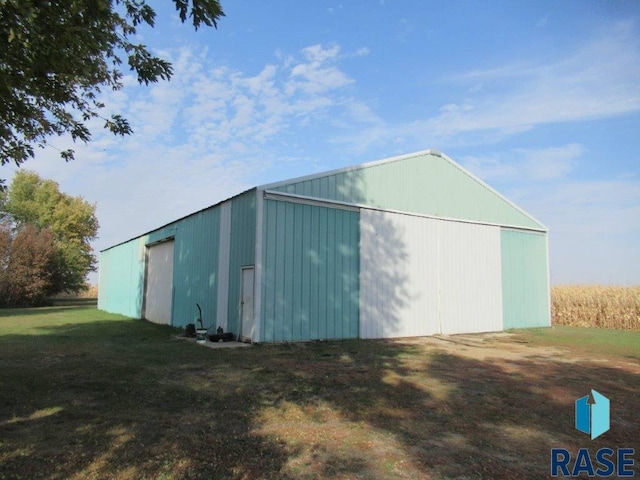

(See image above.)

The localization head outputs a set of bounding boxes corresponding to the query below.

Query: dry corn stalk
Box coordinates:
[551,285,640,330]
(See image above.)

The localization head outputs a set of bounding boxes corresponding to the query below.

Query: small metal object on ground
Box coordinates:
[196,329,207,343]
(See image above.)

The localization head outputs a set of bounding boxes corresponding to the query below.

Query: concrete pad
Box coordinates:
[200,339,251,349]
[175,336,252,349]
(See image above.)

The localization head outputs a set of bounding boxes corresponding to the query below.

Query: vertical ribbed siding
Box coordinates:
[359,210,503,338]
[260,199,359,342]
[216,201,232,332]
[169,209,221,328]
[359,209,439,338]
[98,237,146,318]
[438,221,503,334]
[501,229,550,329]
[272,152,543,230]
[227,190,256,336]
[100,197,243,329]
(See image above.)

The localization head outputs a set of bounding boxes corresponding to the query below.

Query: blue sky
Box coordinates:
[7,1,640,285]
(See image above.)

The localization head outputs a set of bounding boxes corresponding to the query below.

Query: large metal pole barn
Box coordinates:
[98,150,550,342]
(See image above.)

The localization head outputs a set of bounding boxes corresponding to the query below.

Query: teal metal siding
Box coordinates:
[260,199,359,342]
[170,209,220,328]
[273,152,543,230]
[98,238,145,318]
[501,230,550,329]
[100,208,221,328]
[100,151,548,341]
[226,190,256,336]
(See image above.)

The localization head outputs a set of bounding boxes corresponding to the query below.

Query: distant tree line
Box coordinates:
[0,171,98,307]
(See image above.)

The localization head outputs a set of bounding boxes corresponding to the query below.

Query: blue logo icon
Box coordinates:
[575,389,610,440]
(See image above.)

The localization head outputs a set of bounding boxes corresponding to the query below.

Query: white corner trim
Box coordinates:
[216,201,232,331]
[258,149,441,191]
[253,188,264,343]
[264,190,359,212]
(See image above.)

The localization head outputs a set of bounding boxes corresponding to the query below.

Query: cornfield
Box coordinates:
[79,284,99,298]
[53,284,99,299]
[551,285,640,331]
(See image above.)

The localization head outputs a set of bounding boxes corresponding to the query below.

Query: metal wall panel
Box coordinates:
[216,201,232,332]
[144,240,174,324]
[260,199,359,342]
[169,208,221,328]
[99,194,252,331]
[273,152,543,230]
[98,237,146,318]
[438,221,503,334]
[359,209,439,338]
[501,230,550,328]
[359,210,503,338]
[142,209,221,328]
[226,190,256,337]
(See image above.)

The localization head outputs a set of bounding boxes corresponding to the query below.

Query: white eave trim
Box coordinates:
[264,190,547,233]
[259,148,547,231]
[436,150,548,231]
[264,190,359,212]
[258,149,443,191]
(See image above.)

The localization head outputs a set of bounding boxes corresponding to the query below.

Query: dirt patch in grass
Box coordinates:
[1,310,638,479]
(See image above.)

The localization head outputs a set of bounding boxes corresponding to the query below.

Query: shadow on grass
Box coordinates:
[247,341,640,479]
[1,319,639,479]
[0,319,297,480]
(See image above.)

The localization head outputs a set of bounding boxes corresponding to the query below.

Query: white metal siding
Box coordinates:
[438,221,503,334]
[360,210,439,338]
[359,210,502,338]
[145,240,174,325]
[240,266,255,341]
[216,201,231,331]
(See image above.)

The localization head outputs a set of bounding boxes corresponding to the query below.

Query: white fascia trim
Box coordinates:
[259,149,547,231]
[435,151,548,231]
[145,235,175,247]
[545,232,552,324]
[264,190,359,212]
[104,149,546,252]
[500,227,547,235]
[253,188,264,343]
[216,201,232,332]
[264,190,547,233]
[258,149,442,191]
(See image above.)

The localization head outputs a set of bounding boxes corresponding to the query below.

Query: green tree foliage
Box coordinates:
[1,171,98,299]
[0,223,59,306]
[0,0,224,180]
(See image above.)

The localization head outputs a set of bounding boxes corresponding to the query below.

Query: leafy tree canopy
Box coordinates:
[0,222,59,307]
[0,0,224,182]
[2,170,99,293]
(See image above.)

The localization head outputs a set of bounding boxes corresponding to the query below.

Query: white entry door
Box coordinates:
[145,240,174,325]
[240,267,255,341]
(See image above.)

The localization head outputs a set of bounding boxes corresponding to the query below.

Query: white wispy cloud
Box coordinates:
[337,20,640,150]
[6,43,367,257]
[460,144,640,285]
[536,13,551,28]
[461,143,584,183]
[4,21,638,287]
[444,21,640,126]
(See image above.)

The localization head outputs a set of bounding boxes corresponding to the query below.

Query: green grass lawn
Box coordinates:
[512,325,640,360]
[1,308,638,480]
